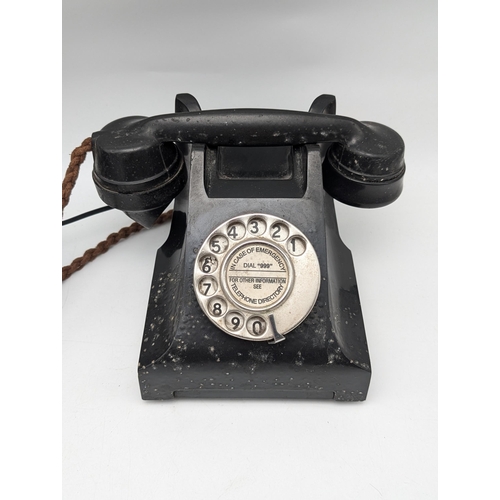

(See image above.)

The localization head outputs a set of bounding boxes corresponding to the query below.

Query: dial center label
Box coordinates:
[224,242,291,310]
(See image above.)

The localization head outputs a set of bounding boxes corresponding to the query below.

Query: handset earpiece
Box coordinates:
[92,94,202,228]
[307,94,405,207]
[322,121,405,208]
[92,117,187,228]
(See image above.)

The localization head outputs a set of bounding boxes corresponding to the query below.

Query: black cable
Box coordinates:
[62,206,114,226]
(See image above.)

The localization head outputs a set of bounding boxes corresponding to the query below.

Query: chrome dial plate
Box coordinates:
[193,214,321,342]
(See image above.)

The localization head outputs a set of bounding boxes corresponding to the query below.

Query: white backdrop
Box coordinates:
[63,1,437,498]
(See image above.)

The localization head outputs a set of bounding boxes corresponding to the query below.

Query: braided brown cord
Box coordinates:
[62,137,92,212]
[62,211,173,281]
[62,138,173,281]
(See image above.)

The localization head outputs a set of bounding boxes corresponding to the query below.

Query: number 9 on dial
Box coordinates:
[225,311,244,331]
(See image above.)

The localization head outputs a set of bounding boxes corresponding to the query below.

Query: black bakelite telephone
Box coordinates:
[90,93,405,401]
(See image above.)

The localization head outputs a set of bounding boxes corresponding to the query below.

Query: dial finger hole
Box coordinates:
[287,236,306,256]
[270,222,289,242]
[199,254,218,273]
[247,217,266,236]
[246,316,267,337]
[198,276,217,297]
[227,222,245,240]
[209,235,229,254]
[225,311,244,331]
[208,297,227,317]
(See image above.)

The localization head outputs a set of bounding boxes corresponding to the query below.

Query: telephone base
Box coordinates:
[137,144,371,402]
[137,212,371,403]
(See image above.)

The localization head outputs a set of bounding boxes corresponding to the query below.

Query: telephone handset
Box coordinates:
[91,93,405,401]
